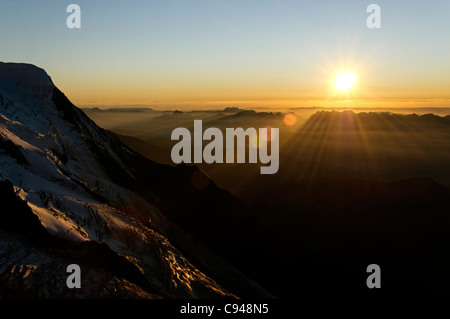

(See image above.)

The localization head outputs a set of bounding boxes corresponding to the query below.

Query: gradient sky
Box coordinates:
[1,0,450,109]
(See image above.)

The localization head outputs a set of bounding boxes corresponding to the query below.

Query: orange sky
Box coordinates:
[4,1,450,110]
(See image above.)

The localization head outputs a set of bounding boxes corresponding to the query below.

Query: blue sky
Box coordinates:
[1,0,450,108]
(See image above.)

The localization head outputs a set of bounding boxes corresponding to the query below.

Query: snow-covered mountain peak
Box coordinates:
[0,62,60,135]
[0,62,54,96]
[0,62,267,299]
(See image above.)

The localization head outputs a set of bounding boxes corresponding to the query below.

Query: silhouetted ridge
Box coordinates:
[229,110,282,119]
[302,110,450,131]
[0,180,50,244]
[223,107,243,112]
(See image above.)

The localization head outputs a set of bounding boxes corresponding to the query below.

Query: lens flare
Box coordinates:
[283,113,297,126]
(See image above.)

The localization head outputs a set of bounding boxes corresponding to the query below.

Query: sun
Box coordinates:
[335,72,356,90]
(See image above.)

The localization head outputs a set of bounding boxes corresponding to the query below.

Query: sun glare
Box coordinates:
[335,72,356,90]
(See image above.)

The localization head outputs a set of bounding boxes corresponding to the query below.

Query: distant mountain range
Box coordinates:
[90,100,450,299]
